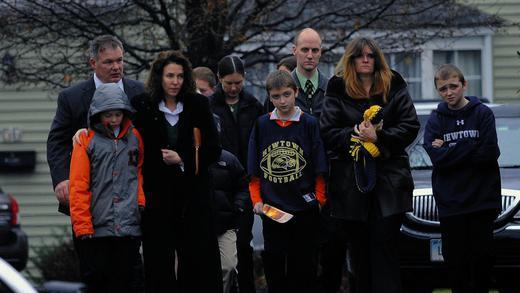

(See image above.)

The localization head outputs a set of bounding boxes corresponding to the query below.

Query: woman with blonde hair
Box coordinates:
[320,37,420,293]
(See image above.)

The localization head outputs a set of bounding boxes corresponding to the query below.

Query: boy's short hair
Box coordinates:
[265,70,297,94]
[434,64,466,88]
[193,66,217,88]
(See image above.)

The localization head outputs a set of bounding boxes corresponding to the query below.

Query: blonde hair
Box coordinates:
[338,37,392,103]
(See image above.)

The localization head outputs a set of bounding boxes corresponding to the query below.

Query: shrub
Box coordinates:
[30,229,81,284]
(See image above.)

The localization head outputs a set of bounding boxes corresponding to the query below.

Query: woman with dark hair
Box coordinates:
[132,50,222,292]
[320,37,420,293]
[209,55,264,293]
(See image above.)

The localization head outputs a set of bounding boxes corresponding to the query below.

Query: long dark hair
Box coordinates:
[217,55,245,78]
[145,50,196,104]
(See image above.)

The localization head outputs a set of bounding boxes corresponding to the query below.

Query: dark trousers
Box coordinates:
[73,231,144,292]
[236,210,256,293]
[344,213,404,293]
[142,207,223,293]
[318,204,348,293]
[75,237,141,293]
[440,209,497,293]
[261,207,320,293]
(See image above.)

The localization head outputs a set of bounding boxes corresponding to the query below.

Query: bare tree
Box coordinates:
[0,0,501,88]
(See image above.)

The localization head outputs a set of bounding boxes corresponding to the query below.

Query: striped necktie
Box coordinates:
[305,79,314,98]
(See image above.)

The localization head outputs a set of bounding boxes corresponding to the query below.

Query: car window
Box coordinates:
[497,117,520,168]
[407,115,520,169]
[408,139,432,169]
[408,114,433,169]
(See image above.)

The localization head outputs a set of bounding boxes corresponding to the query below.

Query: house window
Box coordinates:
[386,53,422,100]
[433,50,482,98]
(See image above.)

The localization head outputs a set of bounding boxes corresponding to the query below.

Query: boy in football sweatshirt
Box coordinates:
[248,70,327,293]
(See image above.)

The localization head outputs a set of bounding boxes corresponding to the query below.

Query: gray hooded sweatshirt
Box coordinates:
[70,83,144,238]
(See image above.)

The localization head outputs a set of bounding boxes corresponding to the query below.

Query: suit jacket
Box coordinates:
[47,76,144,214]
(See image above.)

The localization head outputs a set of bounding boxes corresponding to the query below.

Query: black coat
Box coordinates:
[47,77,144,214]
[209,85,264,166]
[320,71,420,221]
[131,92,220,212]
[209,150,250,235]
[131,92,222,292]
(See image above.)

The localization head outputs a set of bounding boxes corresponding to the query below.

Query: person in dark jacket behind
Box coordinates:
[193,66,217,97]
[276,55,297,73]
[320,37,420,293]
[209,55,264,293]
[264,28,328,118]
[209,147,249,293]
[47,35,144,215]
[47,34,145,292]
[424,64,501,293]
[131,50,222,293]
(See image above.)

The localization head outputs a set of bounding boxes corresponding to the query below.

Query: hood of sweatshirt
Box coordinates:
[434,96,481,118]
[88,83,135,128]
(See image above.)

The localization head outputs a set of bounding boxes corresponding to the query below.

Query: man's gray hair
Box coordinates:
[88,35,124,60]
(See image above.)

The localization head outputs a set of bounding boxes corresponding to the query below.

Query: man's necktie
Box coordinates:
[305,79,314,97]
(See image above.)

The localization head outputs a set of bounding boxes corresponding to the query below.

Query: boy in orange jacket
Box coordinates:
[69,83,145,293]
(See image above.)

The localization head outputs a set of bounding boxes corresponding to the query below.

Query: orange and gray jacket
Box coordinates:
[69,83,145,238]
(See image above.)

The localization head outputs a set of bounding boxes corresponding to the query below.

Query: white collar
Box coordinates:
[159,100,184,115]
[270,106,302,122]
[93,73,124,92]
[158,100,184,126]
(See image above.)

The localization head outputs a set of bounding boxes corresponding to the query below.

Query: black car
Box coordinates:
[0,186,28,271]
[400,103,520,293]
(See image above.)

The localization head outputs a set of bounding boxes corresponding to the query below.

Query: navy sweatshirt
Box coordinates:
[247,113,328,212]
[423,96,501,217]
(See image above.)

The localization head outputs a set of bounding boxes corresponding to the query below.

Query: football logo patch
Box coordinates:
[260,140,306,184]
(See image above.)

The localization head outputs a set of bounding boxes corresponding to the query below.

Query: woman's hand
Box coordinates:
[161,149,183,165]
[72,128,88,145]
[357,121,378,143]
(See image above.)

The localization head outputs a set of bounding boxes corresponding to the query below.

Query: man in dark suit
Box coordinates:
[47,35,144,215]
[46,35,145,291]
